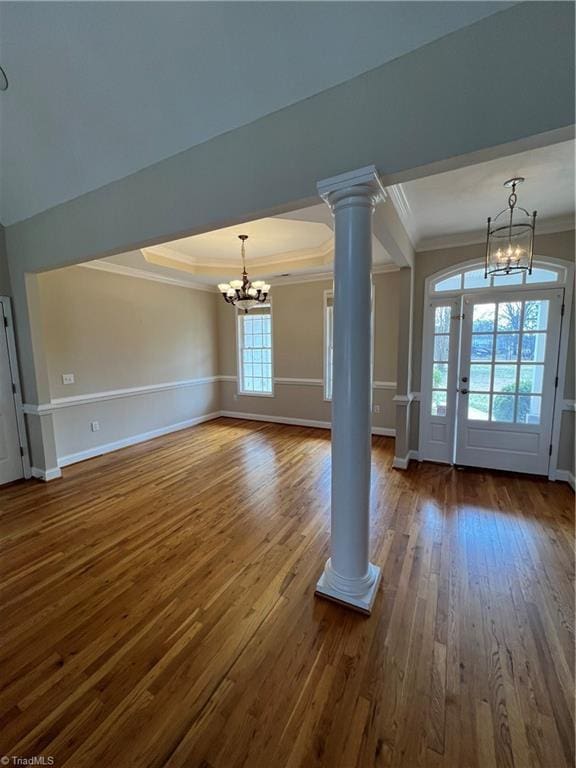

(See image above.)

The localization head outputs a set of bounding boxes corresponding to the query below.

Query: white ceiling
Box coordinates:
[147,215,332,266]
[0,2,513,225]
[395,140,575,249]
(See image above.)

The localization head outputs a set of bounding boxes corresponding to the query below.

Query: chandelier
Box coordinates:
[484,177,537,277]
[218,235,270,313]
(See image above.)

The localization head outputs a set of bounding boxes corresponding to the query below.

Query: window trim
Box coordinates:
[236,303,275,398]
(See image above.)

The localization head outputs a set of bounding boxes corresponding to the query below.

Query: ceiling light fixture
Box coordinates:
[218,235,270,313]
[484,177,537,277]
[0,66,8,91]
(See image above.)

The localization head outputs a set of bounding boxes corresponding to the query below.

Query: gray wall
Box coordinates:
[0,224,11,296]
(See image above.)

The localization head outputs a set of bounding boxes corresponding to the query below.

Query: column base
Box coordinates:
[315,560,382,615]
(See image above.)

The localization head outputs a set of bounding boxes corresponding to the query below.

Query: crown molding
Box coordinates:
[268,262,399,286]
[79,259,216,292]
[416,216,575,253]
[387,184,417,246]
[142,236,334,271]
[80,254,400,291]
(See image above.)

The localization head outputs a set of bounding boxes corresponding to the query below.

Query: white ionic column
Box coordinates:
[315,165,384,614]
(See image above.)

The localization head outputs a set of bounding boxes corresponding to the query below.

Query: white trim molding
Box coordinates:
[23,376,220,414]
[220,376,397,391]
[58,411,221,468]
[80,259,216,292]
[31,466,62,482]
[274,377,323,387]
[556,470,575,492]
[392,450,419,470]
[220,411,395,436]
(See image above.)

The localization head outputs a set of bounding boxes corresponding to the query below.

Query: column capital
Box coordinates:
[317,164,386,210]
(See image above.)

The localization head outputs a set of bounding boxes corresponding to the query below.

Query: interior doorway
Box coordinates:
[0,297,30,485]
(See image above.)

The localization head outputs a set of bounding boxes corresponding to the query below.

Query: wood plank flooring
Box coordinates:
[0,418,574,768]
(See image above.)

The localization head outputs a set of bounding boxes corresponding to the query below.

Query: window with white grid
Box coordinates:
[237,307,273,395]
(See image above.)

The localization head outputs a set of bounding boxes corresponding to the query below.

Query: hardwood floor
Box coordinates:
[0,418,574,768]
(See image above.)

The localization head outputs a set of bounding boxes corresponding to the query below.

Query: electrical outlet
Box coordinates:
[373,404,381,414]
[62,373,75,385]
[90,421,100,432]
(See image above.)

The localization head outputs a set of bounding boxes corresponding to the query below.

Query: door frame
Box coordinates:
[0,296,31,480]
[418,256,574,479]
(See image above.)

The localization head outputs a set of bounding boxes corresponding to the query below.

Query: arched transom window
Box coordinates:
[432,261,566,294]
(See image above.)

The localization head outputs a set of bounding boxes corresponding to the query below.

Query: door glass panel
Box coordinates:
[464,269,487,289]
[472,303,495,332]
[519,365,544,394]
[464,295,553,427]
[524,300,549,331]
[495,333,519,361]
[493,364,517,392]
[469,364,491,391]
[492,394,515,422]
[497,301,522,331]
[471,334,493,361]
[430,305,453,417]
[493,272,523,286]
[526,268,558,284]
[433,334,449,362]
[468,394,490,421]
[434,306,451,333]
[433,363,448,389]
[521,333,546,362]
[517,395,541,424]
[431,390,447,416]
[435,274,461,292]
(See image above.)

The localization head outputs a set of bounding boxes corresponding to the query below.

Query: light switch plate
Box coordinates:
[90,421,100,432]
[62,373,75,385]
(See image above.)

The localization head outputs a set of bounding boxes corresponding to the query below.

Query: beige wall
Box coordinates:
[408,230,575,476]
[218,271,399,431]
[0,224,11,297]
[35,266,220,463]
[38,266,218,398]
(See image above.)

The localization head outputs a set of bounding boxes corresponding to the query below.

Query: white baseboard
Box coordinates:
[31,466,63,481]
[392,449,419,470]
[372,426,395,437]
[556,469,575,491]
[47,409,395,475]
[219,411,395,436]
[58,411,221,468]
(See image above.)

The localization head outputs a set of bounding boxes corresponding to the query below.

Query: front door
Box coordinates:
[0,301,24,484]
[454,288,563,475]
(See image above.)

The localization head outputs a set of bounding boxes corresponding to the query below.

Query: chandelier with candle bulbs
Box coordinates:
[218,235,270,313]
[484,177,537,277]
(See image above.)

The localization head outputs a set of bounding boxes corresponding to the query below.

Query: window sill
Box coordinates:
[237,391,275,398]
